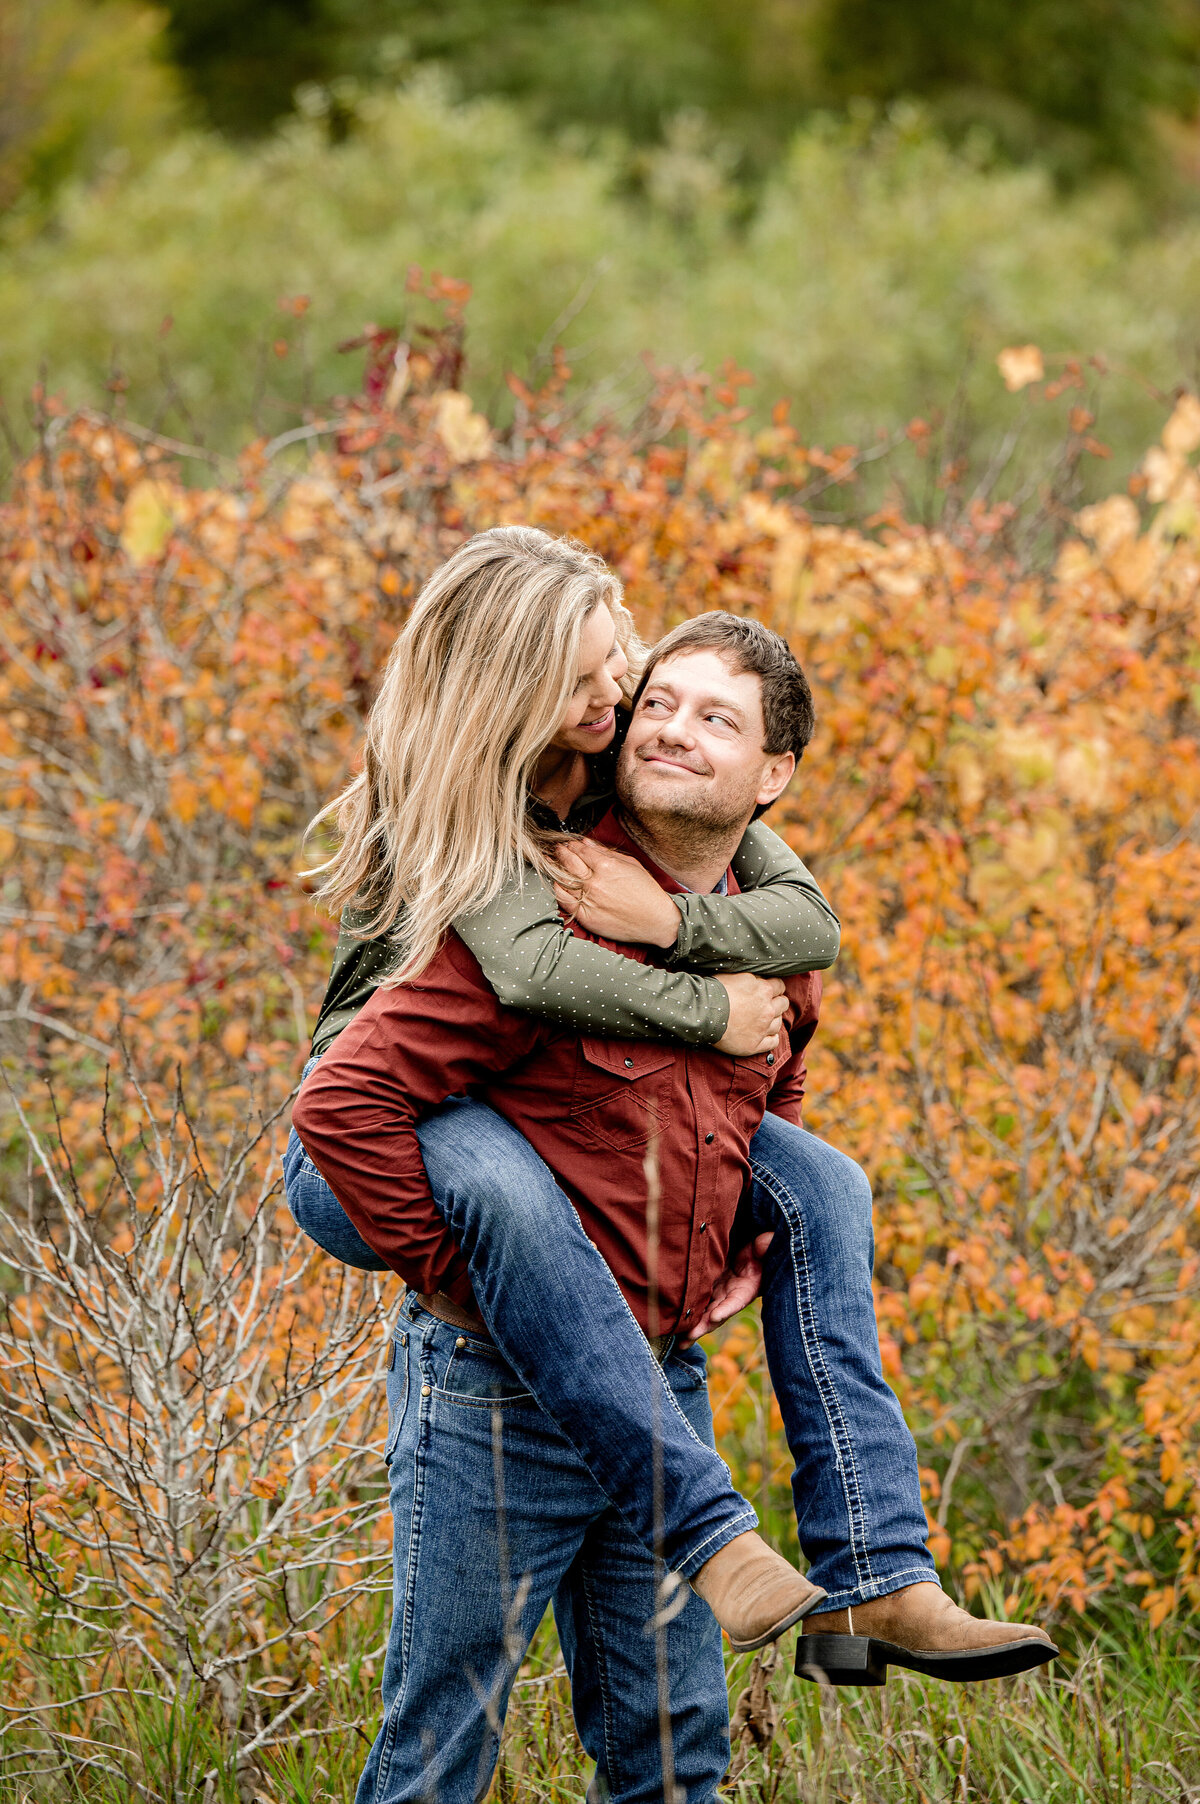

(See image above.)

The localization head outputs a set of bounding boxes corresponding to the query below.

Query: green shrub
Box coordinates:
[2,82,1197,480]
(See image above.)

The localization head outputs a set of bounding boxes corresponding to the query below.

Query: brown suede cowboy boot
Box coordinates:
[690,1531,827,1652]
[797,1581,1057,1685]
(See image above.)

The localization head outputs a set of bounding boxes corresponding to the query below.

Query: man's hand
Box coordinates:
[680,1232,774,1345]
[551,838,681,948]
[714,973,786,1056]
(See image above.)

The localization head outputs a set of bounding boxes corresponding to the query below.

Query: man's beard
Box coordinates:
[615,749,760,863]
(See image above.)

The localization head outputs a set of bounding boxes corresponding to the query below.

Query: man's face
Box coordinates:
[616,648,795,833]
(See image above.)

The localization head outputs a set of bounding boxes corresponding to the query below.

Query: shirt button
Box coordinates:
[685,1308,692,1317]
[624,1057,634,1068]
[421,1384,431,1397]
[699,1221,707,1232]
[766,1052,775,1065]
[704,1132,715,1145]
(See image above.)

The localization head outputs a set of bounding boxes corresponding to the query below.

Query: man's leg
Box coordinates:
[553,1342,731,1804]
[357,1295,602,1804]
[744,1111,936,1608]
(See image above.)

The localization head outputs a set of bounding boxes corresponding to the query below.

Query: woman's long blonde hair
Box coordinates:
[304,526,644,982]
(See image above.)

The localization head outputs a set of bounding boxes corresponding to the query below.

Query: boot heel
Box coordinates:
[795,1633,887,1686]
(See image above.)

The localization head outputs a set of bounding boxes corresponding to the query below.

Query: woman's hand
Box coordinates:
[713,973,787,1056]
[551,839,682,948]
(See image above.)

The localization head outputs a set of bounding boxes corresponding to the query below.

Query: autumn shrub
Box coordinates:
[3,306,1200,1785]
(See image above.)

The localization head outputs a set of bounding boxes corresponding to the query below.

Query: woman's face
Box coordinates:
[548,604,628,755]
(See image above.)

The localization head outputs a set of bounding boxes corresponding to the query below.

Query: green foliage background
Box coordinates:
[2,0,1200,479]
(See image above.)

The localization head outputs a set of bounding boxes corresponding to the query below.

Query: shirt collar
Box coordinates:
[590,807,740,897]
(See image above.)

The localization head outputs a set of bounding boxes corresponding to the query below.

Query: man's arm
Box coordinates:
[292,936,540,1303]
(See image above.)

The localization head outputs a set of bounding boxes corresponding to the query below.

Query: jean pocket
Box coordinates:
[384,1336,411,1462]
[440,1340,533,1407]
[666,1340,709,1393]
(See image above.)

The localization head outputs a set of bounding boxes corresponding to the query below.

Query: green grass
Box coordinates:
[4,1592,1197,1802]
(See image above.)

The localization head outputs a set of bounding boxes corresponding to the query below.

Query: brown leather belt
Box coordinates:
[416,1290,673,1360]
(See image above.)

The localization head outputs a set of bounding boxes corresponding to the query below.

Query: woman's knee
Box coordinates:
[750,1117,874,1249]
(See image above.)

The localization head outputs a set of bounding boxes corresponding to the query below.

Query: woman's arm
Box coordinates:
[453,820,838,1047]
[454,878,731,1044]
[671,818,840,975]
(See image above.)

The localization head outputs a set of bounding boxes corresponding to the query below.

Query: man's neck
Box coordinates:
[617,808,743,894]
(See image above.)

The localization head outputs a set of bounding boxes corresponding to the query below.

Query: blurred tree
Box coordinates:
[810,0,1200,178]
[159,0,342,136]
[374,0,1200,177]
[0,0,179,212]
[374,0,822,169]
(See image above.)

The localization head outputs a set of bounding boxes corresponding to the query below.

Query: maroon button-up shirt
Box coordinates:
[293,810,822,1335]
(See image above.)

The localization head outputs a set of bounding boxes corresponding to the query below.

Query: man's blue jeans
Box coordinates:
[355,1290,730,1804]
[283,1073,936,1609]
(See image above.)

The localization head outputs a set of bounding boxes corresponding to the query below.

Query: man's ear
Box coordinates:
[755,751,795,810]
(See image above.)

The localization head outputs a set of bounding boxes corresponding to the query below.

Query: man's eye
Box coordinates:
[643,697,667,711]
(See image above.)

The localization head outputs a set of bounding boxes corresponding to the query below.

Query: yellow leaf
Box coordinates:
[1075,495,1138,555]
[997,345,1044,392]
[1162,392,1200,457]
[221,1020,249,1060]
[1003,821,1059,881]
[1056,737,1110,810]
[997,724,1055,788]
[925,644,958,685]
[945,744,985,809]
[120,480,178,566]
[433,391,493,464]
[1142,444,1185,505]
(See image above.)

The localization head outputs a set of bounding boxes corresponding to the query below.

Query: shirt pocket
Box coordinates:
[568,1037,676,1152]
[726,1026,791,1120]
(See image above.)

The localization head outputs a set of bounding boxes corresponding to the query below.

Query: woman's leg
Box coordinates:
[743,1111,938,1610]
[415,1097,756,1578]
[284,1085,755,1577]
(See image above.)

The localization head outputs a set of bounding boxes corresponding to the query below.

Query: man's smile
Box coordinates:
[636,746,710,776]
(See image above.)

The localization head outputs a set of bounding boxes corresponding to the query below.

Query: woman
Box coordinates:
[285,526,958,1666]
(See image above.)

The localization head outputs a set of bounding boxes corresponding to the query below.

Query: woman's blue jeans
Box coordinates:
[283,1071,936,1606]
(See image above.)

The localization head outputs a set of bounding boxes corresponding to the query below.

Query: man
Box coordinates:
[295,617,1053,1803]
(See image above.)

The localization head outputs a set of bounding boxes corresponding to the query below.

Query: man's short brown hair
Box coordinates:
[633,612,816,765]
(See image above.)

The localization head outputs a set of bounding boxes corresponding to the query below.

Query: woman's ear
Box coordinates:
[755,752,796,810]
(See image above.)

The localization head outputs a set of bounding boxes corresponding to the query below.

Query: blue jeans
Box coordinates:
[357,1291,730,1804]
[284,1074,935,1604]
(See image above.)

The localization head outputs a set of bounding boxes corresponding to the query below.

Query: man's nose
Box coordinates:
[656,709,696,746]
